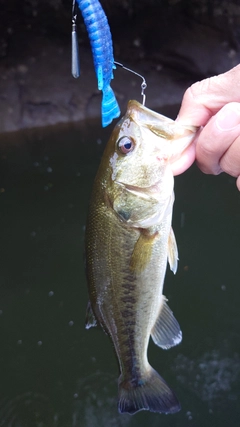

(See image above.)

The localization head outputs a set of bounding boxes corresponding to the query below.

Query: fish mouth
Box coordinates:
[128,100,198,136]
[115,179,174,227]
[115,180,164,200]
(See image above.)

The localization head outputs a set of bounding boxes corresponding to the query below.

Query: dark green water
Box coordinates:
[0,118,239,427]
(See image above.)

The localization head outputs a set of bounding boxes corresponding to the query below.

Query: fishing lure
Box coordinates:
[72,0,121,127]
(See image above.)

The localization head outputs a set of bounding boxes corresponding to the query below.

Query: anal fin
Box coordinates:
[85,301,98,330]
[151,296,182,349]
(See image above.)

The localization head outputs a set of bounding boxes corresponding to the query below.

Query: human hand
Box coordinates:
[172,64,240,190]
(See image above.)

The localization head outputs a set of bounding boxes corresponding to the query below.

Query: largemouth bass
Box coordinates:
[85,100,197,415]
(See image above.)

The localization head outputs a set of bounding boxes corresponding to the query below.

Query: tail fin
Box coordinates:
[118,366,180,415]
[101,85,120,127]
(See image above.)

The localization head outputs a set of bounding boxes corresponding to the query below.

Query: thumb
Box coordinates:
[176,64,240,127]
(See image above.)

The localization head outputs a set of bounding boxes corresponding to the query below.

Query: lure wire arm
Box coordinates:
[114,61,147,106]
[72,0,80,78]
[72,0,77,19]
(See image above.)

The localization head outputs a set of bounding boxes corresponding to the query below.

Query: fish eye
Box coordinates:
[117,136,135,154]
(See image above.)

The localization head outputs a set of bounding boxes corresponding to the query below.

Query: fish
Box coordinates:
[85,100,197,415]
[74,0,120,127]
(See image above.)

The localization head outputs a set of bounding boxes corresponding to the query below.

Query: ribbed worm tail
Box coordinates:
[101,85,121,127]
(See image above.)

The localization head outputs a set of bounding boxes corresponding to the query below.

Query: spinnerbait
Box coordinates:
[72,0,120,127]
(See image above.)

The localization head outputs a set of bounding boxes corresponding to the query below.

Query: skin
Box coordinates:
[172,64,240,190]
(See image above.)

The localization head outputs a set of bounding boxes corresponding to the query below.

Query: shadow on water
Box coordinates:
[0,113,239,426]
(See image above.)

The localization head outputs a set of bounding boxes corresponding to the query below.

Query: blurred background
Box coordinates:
[0,0,240,131]
[0,1,240,426]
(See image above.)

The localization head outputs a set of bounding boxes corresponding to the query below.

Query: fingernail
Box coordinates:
[216,106,240,131]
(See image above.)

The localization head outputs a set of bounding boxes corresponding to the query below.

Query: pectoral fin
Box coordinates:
[130,230,158,274]
[151,296,182,349]
[85,301,98,329]
[168,227,178,274]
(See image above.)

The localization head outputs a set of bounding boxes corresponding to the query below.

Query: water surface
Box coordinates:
[0,118,239,426]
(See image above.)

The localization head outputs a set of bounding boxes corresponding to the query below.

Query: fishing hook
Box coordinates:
[114,61,147,106]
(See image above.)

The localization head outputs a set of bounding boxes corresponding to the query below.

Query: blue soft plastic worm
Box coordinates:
[75,0,121,127]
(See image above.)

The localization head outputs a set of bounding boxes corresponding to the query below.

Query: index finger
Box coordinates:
[176,65,240,127]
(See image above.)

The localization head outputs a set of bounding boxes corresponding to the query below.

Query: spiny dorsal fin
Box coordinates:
[151,296,182,349]
[85,301,98,330]
[168,227,178,274]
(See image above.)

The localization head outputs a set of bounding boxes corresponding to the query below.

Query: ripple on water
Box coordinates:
[72,371,131,427]
[0,391,57,427]
[173,350,240,404]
